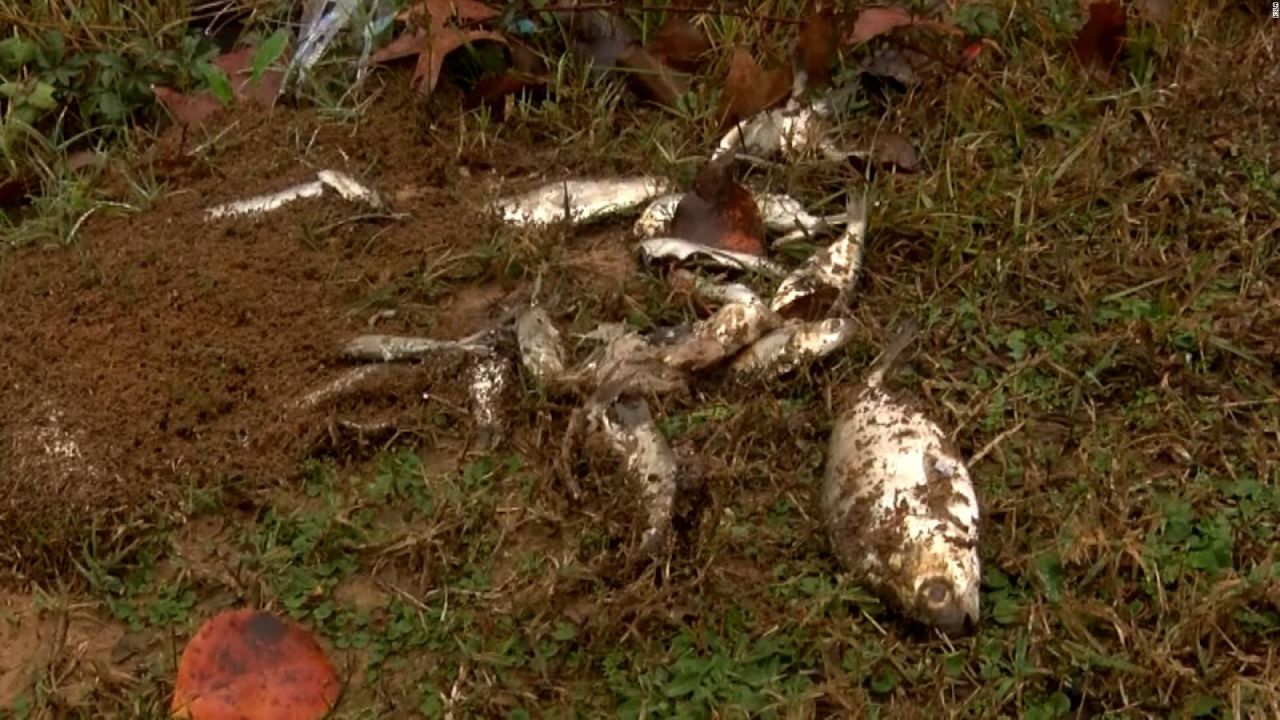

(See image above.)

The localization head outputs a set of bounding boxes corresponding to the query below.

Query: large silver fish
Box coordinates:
[821,320,981,635]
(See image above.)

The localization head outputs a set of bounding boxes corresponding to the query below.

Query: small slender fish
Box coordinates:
[729,317,856,377]
[590,396,679,557]
[498,177,671,227]
[515,305,566,386]
[769,195,868,319]
[821,320,981,636]
[340,334,491,362]
[204,170,384,220]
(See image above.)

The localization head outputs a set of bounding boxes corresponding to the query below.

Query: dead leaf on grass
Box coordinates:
[152,45,286,128]
[398,0,500,25]
[844,5,964,45]
[463,71,549,116]
[1072,1,1127,72]
[871,131,919,171]
[1137,0,1173,24]
[372,27,508,96]
[718,47,793,130]
[670,154,766,256]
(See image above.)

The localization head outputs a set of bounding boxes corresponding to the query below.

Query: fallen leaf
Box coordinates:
[845,6,914,44]
[617,45,689,108]
[960,40,986,69]
[871,131,918,171]
[152,85,225,128]
[399,0,500,26]
[670,154,766,256]
[151,43,286,129]
[718,47,793,130]
[171,608,339,720]
[1072,1,1126,71]
[796,7,839,88]
[372,27,508,96]
[645,17,712,73]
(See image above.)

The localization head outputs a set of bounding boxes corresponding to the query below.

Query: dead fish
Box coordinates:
[637,237,786,277]
[515,305,566,385]
[660,299,781,373]
[498,176,671,227]
[669,269,761,308]
[590,396,678,557]
[769,195,868,319]
[468,354,514,448]
[574,330,688,401]
[713,99,846,163]
[204,169,385,220]
[340,334,491,362]
[729,317,856,377]
[821,320,980,635]
[634,191,845,242]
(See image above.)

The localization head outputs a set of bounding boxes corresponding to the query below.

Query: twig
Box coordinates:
[968,420,1026,467]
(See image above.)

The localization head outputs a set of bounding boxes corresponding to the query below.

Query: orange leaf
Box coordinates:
[399,0,500,29]
[718,48,793,130]
[411,28,507,96]
[845,6,914,44]
[671,155,766,256]
[1072,1,1126,71]
[152,86,226,129]
[171,609,339,720]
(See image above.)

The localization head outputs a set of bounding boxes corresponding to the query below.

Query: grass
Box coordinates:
[2,0,1279,718]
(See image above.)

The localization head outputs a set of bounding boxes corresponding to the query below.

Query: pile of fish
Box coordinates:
[201,80,983,637]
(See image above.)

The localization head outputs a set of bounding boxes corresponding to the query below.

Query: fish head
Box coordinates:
[897,516,980,636]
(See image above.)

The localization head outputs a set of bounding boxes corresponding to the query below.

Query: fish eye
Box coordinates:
[920,578,952,608]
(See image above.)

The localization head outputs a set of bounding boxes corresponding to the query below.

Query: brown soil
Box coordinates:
[0,72,631,580]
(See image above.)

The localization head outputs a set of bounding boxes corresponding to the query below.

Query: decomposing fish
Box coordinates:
[713,99,845,163]
[730,317,856,377]
[204,169,385,220]
[340,334,491,362]
[659,299,781,373]
[637,237,786,277]
[770,195,868,319]
[634,191,845,243]
[669,269,761,308]
[590,396,679,557]
[498,177,671,227]
[515,305,566,386]
[820,320,981,635]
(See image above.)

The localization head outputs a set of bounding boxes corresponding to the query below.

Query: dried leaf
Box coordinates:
[670,155,766,256]
[373,27,508,96]
[846,6,915,44]
[797,7,839,89]
[152,86,226,128]
[645,17,712,73]
[171,609,339,720]
[617,45,689,108]
[871,131,919,172]
[152,43,286,129]
[718,48,793,130]
[399,0,500,27]
[1072,1,1126,71]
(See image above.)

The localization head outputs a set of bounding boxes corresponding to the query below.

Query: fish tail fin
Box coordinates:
[865,316,920,389]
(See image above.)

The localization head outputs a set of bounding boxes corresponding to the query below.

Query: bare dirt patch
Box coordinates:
[0,73,613,580]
